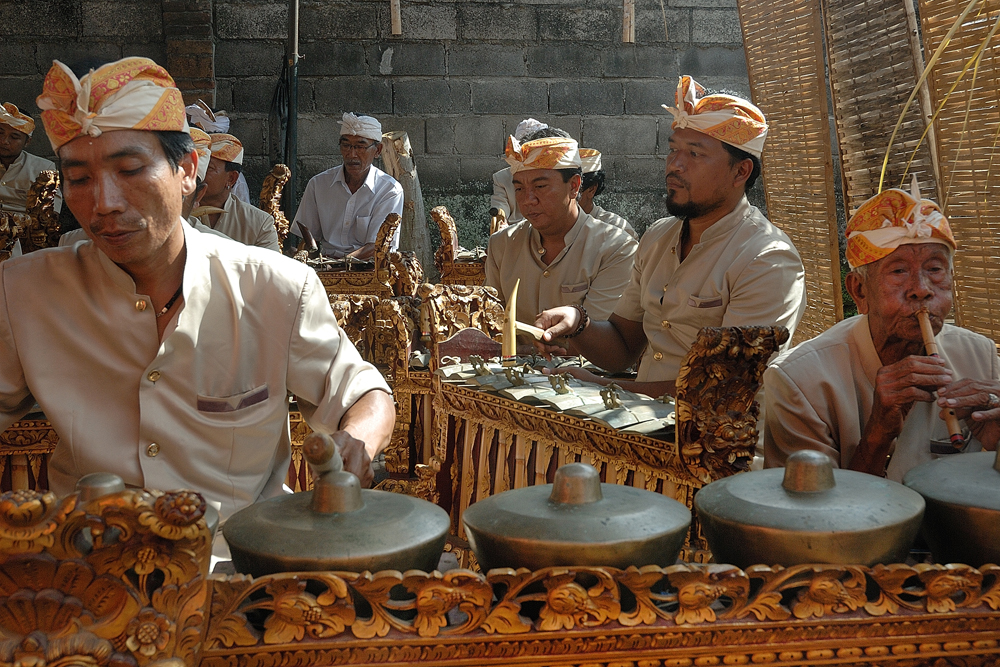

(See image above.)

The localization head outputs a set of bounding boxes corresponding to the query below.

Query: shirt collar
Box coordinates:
[333,164,378,193]
[527,207,587,266]
[0,151,27,176]
[851,314,883,386]
[699,196,752,243]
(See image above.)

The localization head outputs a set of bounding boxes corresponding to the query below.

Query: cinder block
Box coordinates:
[549,81,623,116]
[691,9,743,44]
[454,116,504,155]
[82,1,162,39]
[671,0,737,8]
[231,76,278,113]
[624,79,678,115]
[300,41,366,77]
[602,46,677,78]
[35,42,122,75]
[394,79,470,115]
[501,115,582,142]
[0,2,80,37]
[216,41,284,77]
[313,77,393,115]
[414,155,461,189]
[425,117,456,154]
[396,4,458,41]
[636,9,690,44]
[609,155,667,191]
[449,46,526,77]
[230,117,267,155]
[166,54,213,80]
[460,156,504,185]
[366,43,446,76]
[216,3,287,40]
[379,116,427,155]
[657,118,673,154]
[214,78,234,110]
[582,116,657,155]
[538,9,615,41]
[0,77,47,117]
[294,156,341,199]
[460,5,537,42]
[300,3,378,40]
[678,46,747,79]
[0,42,36,76]
[526,45,601,78]
[471,79,547,115]
[297,115,341,157]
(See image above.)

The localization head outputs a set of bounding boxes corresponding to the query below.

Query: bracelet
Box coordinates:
[565,304,590,339]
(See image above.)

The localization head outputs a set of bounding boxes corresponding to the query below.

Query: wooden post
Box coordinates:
[903,0,944,205]
[391,0,402,35]
[623,0,636,43]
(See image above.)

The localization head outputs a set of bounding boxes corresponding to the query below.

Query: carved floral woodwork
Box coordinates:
[429,206,486,286]
[0,420,57,491]
[18,170,61,254]
[0,486,211,667]
[417,283,503,365]
[258,164,291,247]
[199,561,1000,666]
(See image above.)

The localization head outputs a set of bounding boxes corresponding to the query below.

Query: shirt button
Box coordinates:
[653,352,663,361]
[537,248,545,255]
[147,370,161,382]
[661,320,671,328]
[543,270,550,277]
[671,247,676,254]
[136,300,147,312]
[146,443,160,457]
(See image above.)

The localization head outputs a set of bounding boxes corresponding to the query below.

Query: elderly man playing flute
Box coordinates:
[764,180,1000,481]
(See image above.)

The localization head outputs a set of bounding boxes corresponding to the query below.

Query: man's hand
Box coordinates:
[332,429,375,487]
[533,306,580,358]
[938,378,1000,451]
[849,355,952,475]
[347,243,377,260]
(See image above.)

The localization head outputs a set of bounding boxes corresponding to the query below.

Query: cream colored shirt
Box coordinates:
[0,151,62,214]
[490,167,523,224]
[59,217,229,247]
[590,204,636,239]
[198,194,279,251]
[613,198,806,382]
[0,222,390,520]
[485,209,637,323]
[764,315,999,481]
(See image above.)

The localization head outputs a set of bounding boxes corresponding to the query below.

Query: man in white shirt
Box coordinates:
[3,57,395,521]
[293,113,403,259]
[0,102,62,214]
[193,133,280,251]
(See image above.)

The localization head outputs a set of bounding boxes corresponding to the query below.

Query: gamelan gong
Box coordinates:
[903,449,1000,565]
[462,462,691,571]
[695,450,925,568]
[224,432,450,576]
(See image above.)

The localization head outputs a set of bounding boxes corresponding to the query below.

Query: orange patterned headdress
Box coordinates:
[36,57,187,152]
[504,136,581,175]
[209,133,243,165]
[189,127,212,181]
[663,75,768,158]
[846,176,956,268]
[0,103,35,137]
[579,148,602,174]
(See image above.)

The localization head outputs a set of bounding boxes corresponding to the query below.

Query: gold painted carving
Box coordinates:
[0,487,210,666]
[430,206,486,286]
[14,170,61,254]
[258,163,291,246]
[417,283,503,351]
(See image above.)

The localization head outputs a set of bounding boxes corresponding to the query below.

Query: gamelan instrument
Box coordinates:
[916,306,966,450]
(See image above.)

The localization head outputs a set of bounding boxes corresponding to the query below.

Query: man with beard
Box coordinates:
[292,112,403,259]
[534,76,805,398]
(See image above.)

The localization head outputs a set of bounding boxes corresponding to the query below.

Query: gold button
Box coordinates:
[653,352,663,360]
[146,443,160,457]
[136,300,147,312]
[661,320,671,328]
[671,247,676,254]
[147,370,161,382]
[543,270,550,277]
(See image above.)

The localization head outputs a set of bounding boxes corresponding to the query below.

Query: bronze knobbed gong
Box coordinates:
[224,432,450,577]
[695,450,925,568]
[463,462,691,571]
[904,448,1000,565]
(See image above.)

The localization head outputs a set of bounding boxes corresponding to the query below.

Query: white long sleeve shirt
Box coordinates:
[293,165,403,257]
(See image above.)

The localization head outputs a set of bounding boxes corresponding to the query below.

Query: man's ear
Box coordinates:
[373,141,384,158]
[226,168,240,189]
[733,157,753,190]
[845,270,869,315]
[180,149,198,197]
[570,173,582,197]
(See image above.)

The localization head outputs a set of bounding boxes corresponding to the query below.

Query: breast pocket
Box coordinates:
[354,215,372,242]
[561,282,589,295]
[197,385,269,414]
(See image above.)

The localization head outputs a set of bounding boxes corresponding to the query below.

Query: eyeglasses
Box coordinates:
[339,141,377,154]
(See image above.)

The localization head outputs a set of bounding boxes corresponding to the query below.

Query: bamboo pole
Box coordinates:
[391,0,402,35]
[623,0,635,43]
[903,0,945,204]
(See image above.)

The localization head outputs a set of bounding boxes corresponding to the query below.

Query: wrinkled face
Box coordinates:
[512,168,581,235]
[850,243,954,346]
[339,134,381,179]
[202,156,235,201]
[0,124,29,162]
[664,128,745,219]
[59,130,196,272]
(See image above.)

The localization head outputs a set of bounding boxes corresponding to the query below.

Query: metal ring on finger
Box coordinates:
[988,393,1000,410]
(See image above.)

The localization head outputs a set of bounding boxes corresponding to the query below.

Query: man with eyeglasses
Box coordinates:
[292,113,403,259]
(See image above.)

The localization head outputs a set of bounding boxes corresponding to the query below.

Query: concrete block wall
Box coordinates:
[213,0,752,247]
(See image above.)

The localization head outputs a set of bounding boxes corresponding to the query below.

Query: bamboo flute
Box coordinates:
[916,307,965,450]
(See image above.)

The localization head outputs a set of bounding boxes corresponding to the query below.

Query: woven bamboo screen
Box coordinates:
[920,0,1000,339]
[736,0,843,341]
[823,0,939,213]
